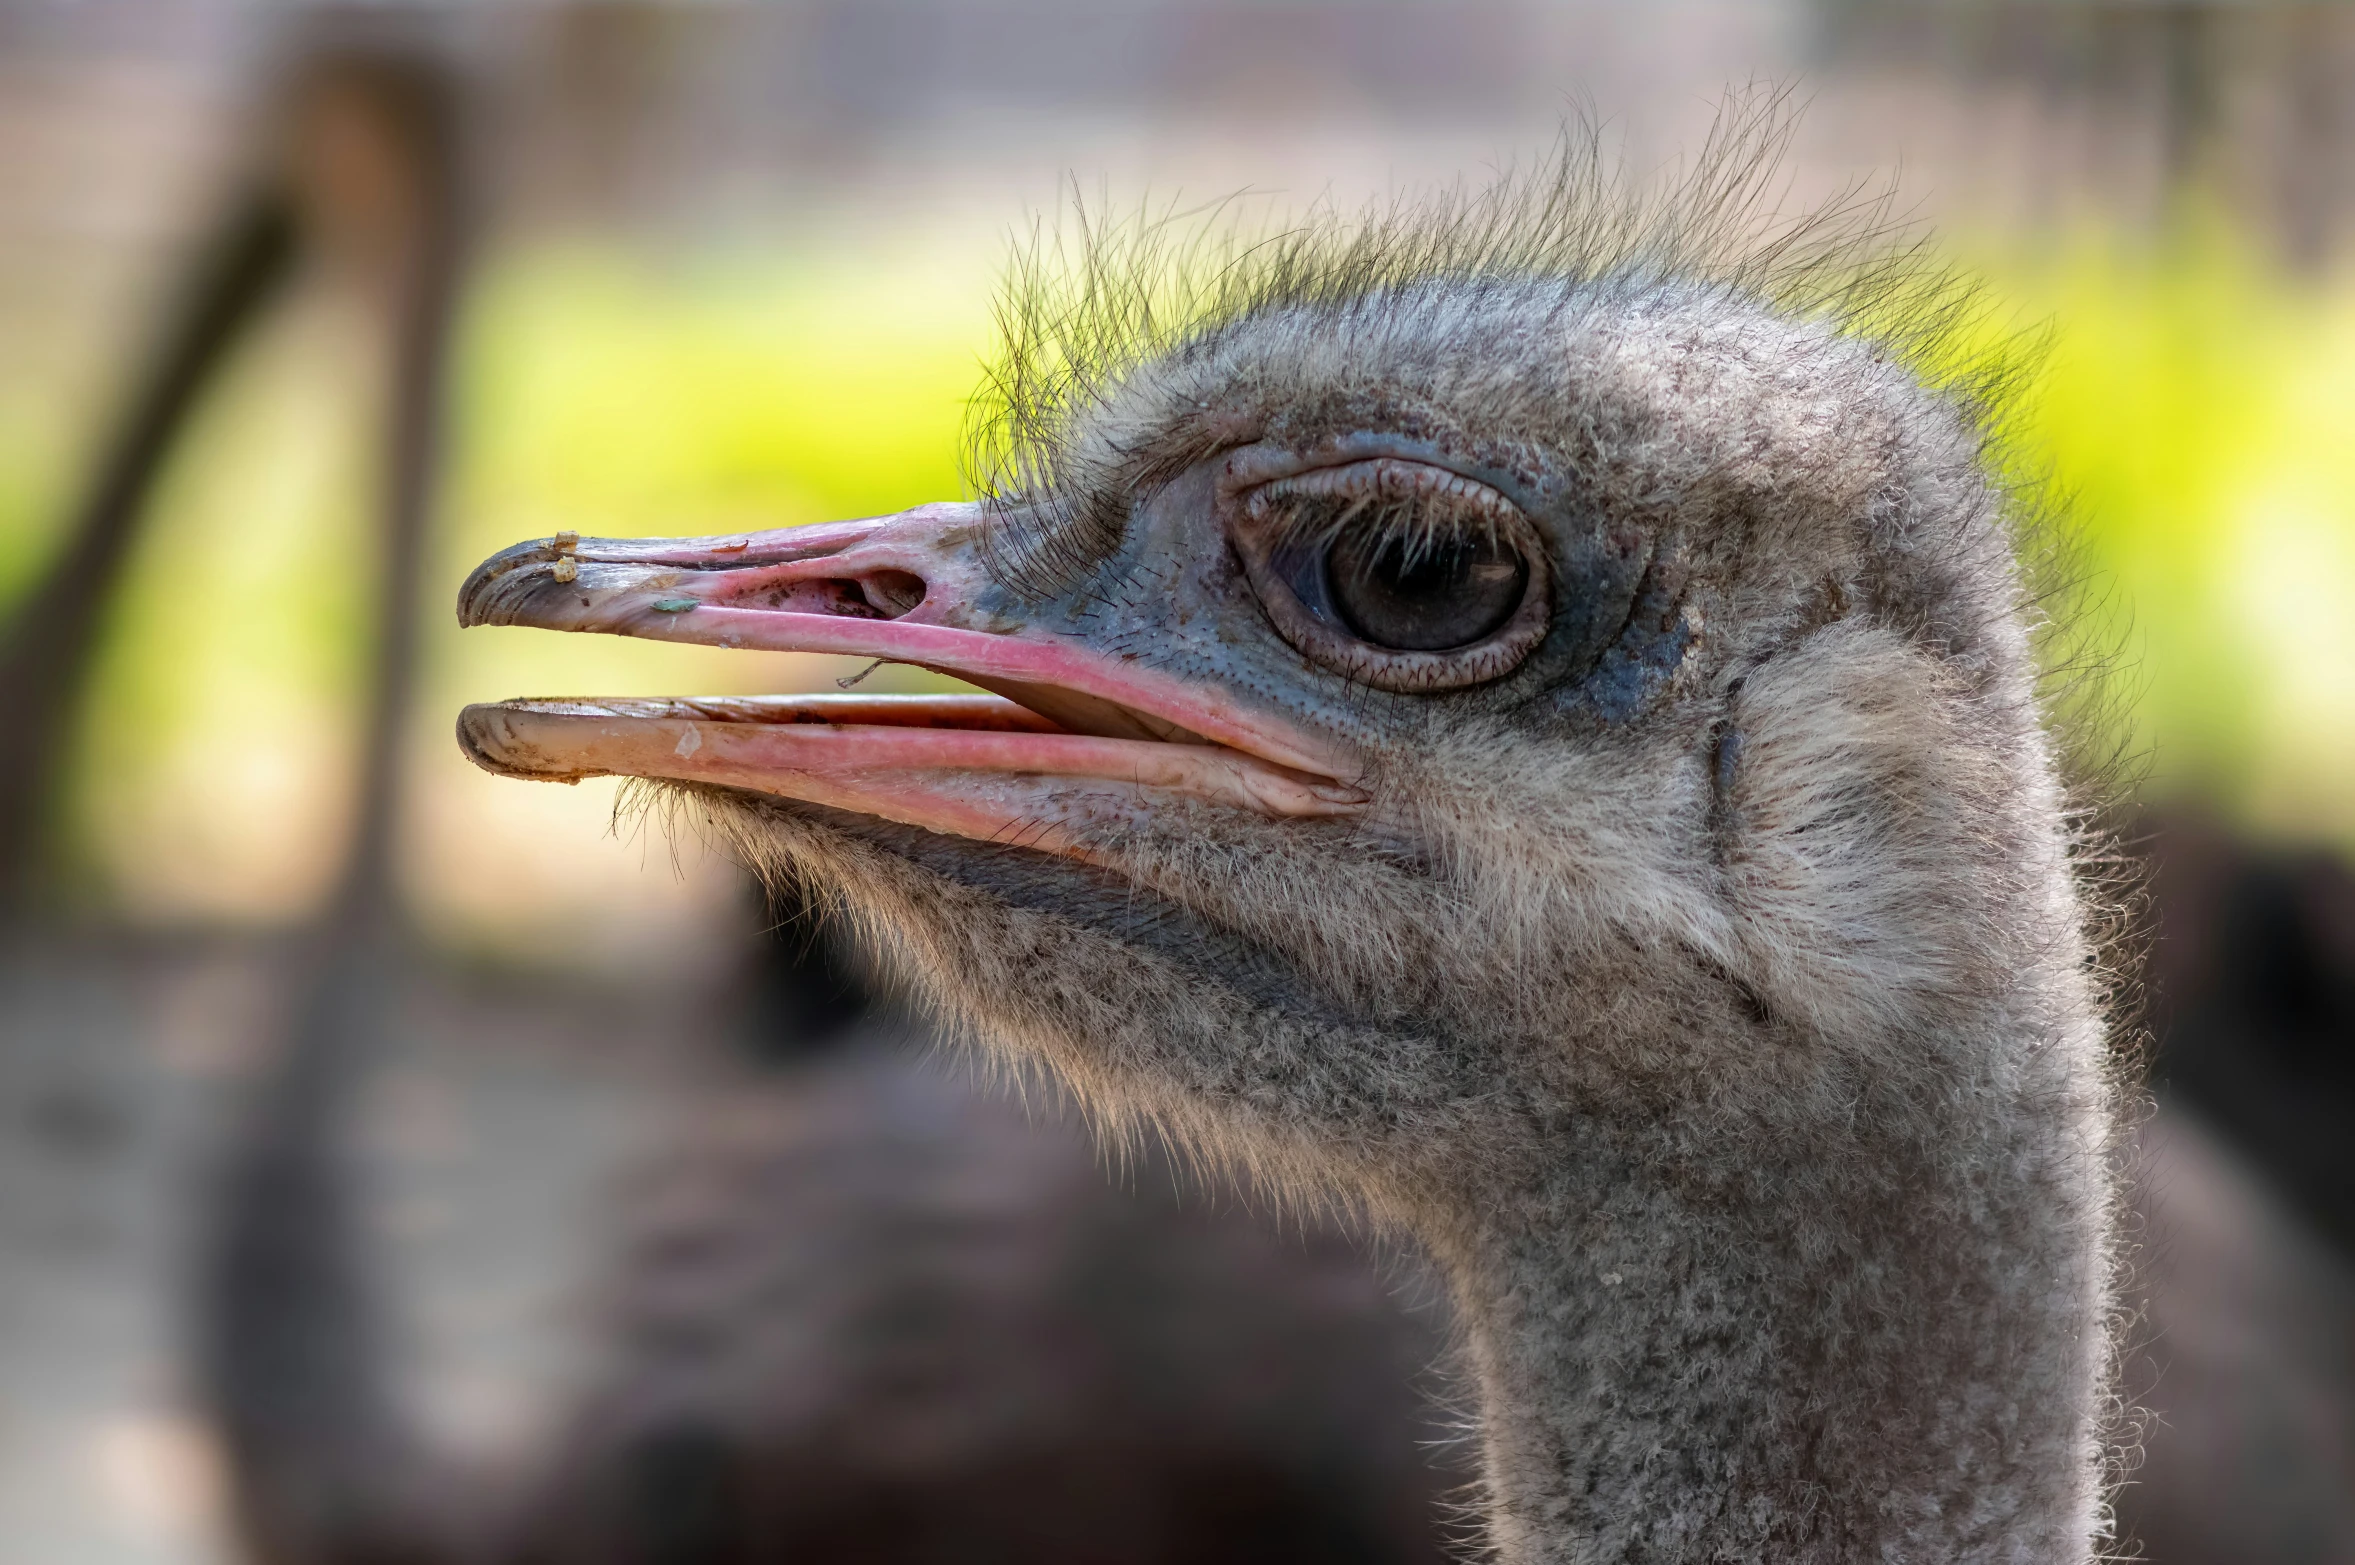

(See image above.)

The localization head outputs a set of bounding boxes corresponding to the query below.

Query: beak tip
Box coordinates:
[456,538,557,629]
[456,701,588,784]
[454,702,510,773]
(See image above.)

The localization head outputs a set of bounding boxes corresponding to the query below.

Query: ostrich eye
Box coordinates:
[1326,528,1529,651]
[1230,456,1551,693]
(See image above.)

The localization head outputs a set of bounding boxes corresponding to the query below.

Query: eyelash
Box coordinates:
[1243,464,1520,562]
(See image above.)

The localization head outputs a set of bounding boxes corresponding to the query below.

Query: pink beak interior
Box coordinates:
[456,504,1367,861]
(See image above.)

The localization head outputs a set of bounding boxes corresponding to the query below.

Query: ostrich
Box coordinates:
[455,127,2126,1563]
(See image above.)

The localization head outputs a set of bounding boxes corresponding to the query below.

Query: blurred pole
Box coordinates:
[308,48,467,939]
[191,34,479,1565]
[2157,3,2220,201]
[0,190,298,908]
[2276,4,2351,272]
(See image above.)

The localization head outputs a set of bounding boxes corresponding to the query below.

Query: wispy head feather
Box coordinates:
[963,86,2014,596]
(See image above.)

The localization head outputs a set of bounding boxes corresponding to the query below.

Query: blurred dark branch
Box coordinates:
[0,189,299,908]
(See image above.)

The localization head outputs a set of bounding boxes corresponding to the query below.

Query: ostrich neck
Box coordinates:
[1424,1042,2111,1565]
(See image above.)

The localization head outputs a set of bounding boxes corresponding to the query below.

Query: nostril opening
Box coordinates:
[857,569,927,619]
[734,569,928,618]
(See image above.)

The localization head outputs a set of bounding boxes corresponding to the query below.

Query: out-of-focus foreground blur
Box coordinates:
[1,4,2349,1563]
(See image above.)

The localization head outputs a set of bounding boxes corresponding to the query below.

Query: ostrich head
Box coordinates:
[458,132,2122,1563]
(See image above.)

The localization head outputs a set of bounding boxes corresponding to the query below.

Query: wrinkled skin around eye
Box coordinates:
[1327,529,1531,651]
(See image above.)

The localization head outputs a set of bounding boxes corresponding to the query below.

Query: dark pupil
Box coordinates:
[1325,528,1528,651]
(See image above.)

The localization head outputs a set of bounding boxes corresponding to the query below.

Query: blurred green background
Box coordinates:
[8,214,2350,939]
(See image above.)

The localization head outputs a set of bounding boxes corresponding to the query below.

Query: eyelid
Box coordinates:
[1243,459,1521,544]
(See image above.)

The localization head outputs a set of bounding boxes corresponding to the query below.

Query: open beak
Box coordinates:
[455,503,1367,861]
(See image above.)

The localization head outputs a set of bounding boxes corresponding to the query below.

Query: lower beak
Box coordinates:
[454,504,1366,859]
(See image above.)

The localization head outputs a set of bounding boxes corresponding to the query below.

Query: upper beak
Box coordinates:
[455,503,1366,860]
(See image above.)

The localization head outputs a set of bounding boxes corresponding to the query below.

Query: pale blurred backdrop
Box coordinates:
[2,4,2350,1563]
